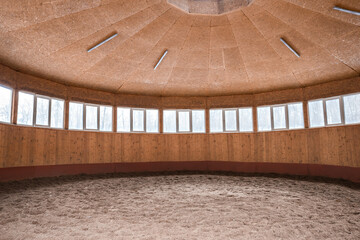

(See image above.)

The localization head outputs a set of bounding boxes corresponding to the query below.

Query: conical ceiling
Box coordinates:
[0,0,359,96]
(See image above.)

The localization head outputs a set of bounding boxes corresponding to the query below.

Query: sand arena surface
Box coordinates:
[0,173,359,240]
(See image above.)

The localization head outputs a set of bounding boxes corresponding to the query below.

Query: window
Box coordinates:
[100,106,113,132]
[117,107,131,132]
[35,97,50,126]
[210,108,253,133]
[257,102,304,131]
[308,97,347,128]
[117,107,159,133]
[70,102,113,131]
[308,100,325,128]
[18,92,64,128]
[146,109,159,133]
[288,103,304,129]
[0,85,13,123]
[50,99,64,129]
[85,105,98,130]
[132,109,145,132]
[17,92,35,126]
[69,102,83,130]
[178,111,190,132]
[192,110,206,133]
[325,98,342,125]
[163,109,205,133]
[239,108,253,132]
[210,109,223,133]
[163,110,177,133]
[273,105,287,130]
[224,109,237,131]
[257,106,271,131]
[343,93,360,124]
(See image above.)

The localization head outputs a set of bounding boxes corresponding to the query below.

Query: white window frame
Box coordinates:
[342,92,360,126]
[117,107,159,133]
[308,96,344,128]
[84,103,100,131]
[210,107,254,133]
[256,105,272,132]
[191,109,206,133]
[68,101,85,131]
[17,91,36,127]
[34,95,51,127]
[271,104,288,130]
[99,105,113,132]
[238,107,254,133]
[145,108,160,133]
[132,108,146,132]
[163,109,206,134]
[0,84,13,124]
[223,108,239,133]
[17,91,65,129]
[257,102,304,132]
[177,110,192,133]
[50,98,65,129]
[117,107,132,133]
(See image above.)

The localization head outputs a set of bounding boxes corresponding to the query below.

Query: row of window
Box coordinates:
[1,85,359,133]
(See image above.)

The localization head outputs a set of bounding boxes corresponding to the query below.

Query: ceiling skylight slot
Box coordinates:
[333,6,360,16]
[87,33,118,52]
[280,38,300,58]
[154,50,168,70]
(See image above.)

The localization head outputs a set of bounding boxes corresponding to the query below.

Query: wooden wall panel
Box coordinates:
[0,124,359,168]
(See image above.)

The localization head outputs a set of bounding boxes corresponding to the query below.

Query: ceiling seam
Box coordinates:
[262,7,359,75]
[6,1,129,34]
[226,14,251,85]
[48,4,158,57]
[278,0,360,27]
[159,17,196,96]
[117,9,185,92]
[241,9,303,87]
[73,6,173,84]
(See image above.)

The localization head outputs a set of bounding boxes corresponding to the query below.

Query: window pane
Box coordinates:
[343,94,360,124]
[117,108,131,132]
[257,106,271,131]
[17,92,34,126]
[273,106,286,129]
[146,109,159,133]
[100,106,112,132]
[163,110,177,133]
[36,97,49,126]
[86,105,98,130]
[69,102,83,130]
[288,103,304,129]
[239,108,253,132]
[178,111,190,132]
[308,100,325,128]
[0,86,12,123]
[210,109,223,132]
[325,99,342,125]
[133,109,144,131]
[192,110,205,133]
[224,110,237,131]
[50,99,64,129]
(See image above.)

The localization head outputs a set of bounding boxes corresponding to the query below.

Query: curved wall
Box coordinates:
[0,64,359,182]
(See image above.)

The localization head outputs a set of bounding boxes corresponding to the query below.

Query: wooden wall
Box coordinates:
[0,64,360,170]
[1,124,359,168]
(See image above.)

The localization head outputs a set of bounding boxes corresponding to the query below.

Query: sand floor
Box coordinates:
[0,173,359,240]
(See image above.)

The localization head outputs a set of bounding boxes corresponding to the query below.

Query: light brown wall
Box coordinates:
[0,124,359,168]
[0,64,359,169]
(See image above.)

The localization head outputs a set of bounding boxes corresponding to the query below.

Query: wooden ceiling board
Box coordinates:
[0,0,358,97]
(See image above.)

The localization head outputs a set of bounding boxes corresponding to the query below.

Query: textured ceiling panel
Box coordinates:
[0,0,359,96]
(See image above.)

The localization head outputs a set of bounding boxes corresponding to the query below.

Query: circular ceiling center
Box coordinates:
[167,0,252,14]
